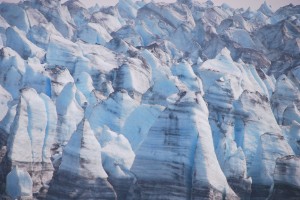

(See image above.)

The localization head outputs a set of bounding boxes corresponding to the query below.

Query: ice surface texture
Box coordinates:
[0,0,300,199]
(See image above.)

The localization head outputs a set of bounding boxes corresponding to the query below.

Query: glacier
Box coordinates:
[0,0,300,199]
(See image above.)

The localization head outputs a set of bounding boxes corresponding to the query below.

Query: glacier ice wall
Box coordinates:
[0,0,300,199]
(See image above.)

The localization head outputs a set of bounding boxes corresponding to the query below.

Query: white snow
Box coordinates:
[115,58,152,96]
[21,88,48,163]
[99,126,135,178]
[55,82,84,143]
[87,90,139,133]
[192,93,236,197]
[225,28,256,49]
[59,119,108,178]
[46,35,83,72]
[78,23,112,45]
[171,61,203,92]
[6,88,55,164]
[122,104,164,150]
[91,8,125,33]
[0,0,299,197]
[74,71,97,105]
[77,42,118,74]
[49,67,74,97]
[8,96,33,163]
[254,133,293,185]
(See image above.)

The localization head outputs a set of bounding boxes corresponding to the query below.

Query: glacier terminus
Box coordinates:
[0,0,300,199]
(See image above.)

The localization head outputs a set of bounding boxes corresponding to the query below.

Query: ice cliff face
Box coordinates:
[0,0,299,199]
